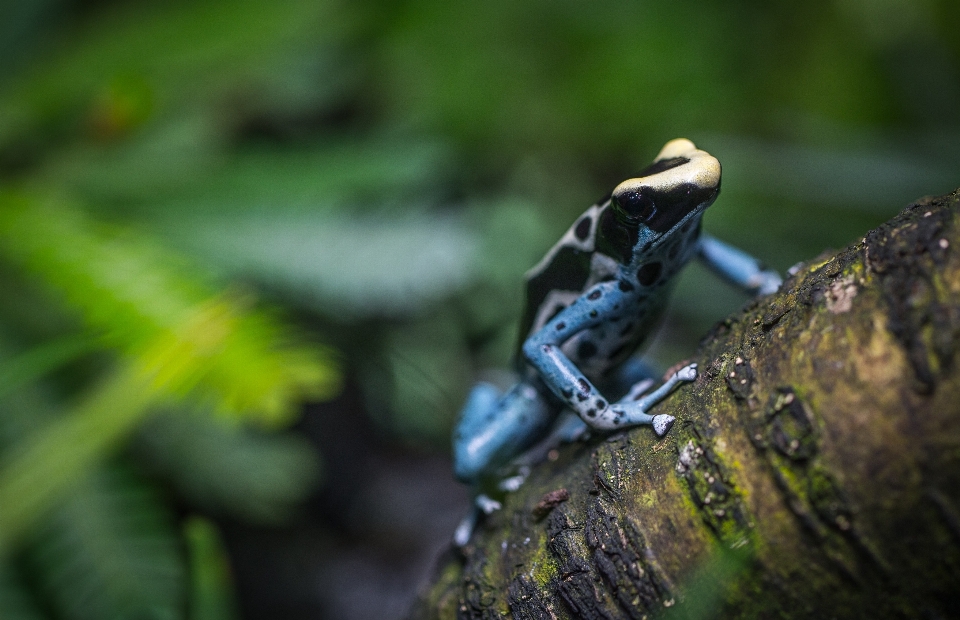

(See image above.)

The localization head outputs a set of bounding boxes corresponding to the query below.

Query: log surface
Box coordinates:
[413,190,960,620]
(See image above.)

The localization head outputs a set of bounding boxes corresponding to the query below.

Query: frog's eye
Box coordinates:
[612,187,657,222]
[611,182,717,233]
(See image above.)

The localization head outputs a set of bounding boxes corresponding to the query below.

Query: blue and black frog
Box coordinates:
[452,139,781,545]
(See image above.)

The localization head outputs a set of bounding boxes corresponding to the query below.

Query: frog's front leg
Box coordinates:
[519,357,661,459]
[698,234,782,295]
[522,282,694,435]
[614,362,697,434]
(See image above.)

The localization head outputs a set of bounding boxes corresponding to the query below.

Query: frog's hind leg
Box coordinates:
[453,381,556,484]
[452,382,501,483]
[452,380,557,545]
[505,411,589,481]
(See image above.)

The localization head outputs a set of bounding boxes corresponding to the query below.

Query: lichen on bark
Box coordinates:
[412,189,960,620]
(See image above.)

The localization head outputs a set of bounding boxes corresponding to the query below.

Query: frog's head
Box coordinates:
[610,139,721,237]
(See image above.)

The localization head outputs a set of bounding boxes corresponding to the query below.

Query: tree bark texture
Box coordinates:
[412,190,960,619]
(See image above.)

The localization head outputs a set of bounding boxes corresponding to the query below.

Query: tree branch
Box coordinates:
[413,189,960,619]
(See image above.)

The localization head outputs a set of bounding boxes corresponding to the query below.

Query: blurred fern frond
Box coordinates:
[0,192,339,551]
[0,334,98,400]
[184,516,238,620]
[0,192,340,421]
[24,465,185,620]
[134,411,322,523]
[0,362,155,551]
[0,562,44,620]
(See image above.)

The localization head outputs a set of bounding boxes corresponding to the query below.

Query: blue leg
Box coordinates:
[540,358,659,452]
[522,281,695,433]
[452,380,557,546]
[697,234,782,295]
[504,358,673,481]
[453,381,556,484]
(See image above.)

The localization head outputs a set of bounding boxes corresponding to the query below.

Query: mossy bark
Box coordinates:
[412,190,960,620]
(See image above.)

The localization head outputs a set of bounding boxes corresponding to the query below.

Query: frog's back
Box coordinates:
[515,199,618,362]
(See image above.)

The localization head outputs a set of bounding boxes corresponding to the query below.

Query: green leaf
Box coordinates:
[0,563,45,620]
[184,516,238,620]
[0,364,155,553]
[0,334,99,400]
[135,411,322,523]
[161,210,481,317]
[0,194,339,551]
[25,466,185,620]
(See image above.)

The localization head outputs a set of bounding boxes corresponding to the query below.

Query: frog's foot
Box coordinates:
[625,363,696,411]
[453,510,477,547]
[595,363,695,432]
[454,494,504,547]
[674,362,698,383]
[644,364,695,436]
[476,494,502,515]
[498,466,531,493]
[652,414,676,437]
[754,269,783,296]
[453,510,478,547]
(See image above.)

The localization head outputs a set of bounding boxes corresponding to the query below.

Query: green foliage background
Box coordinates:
[0,0,957,617]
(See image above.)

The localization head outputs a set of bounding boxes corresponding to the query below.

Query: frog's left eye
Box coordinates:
[611,156,696,223]
[611,182,717,233]
[612,187,657,222]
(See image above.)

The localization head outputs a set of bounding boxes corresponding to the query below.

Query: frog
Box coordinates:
[452,139,781,546]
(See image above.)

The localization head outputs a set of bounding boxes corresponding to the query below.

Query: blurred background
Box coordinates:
[0,0,957,618]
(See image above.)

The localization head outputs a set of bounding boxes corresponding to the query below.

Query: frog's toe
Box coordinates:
[676,363,698,382]
[757,271,783,296]
[498,466,530,492]
[476,494,502,515]
[652,414,676,437]
[454,511,478,547]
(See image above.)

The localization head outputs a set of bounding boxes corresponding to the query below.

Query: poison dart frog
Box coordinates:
[452,139,781,545]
